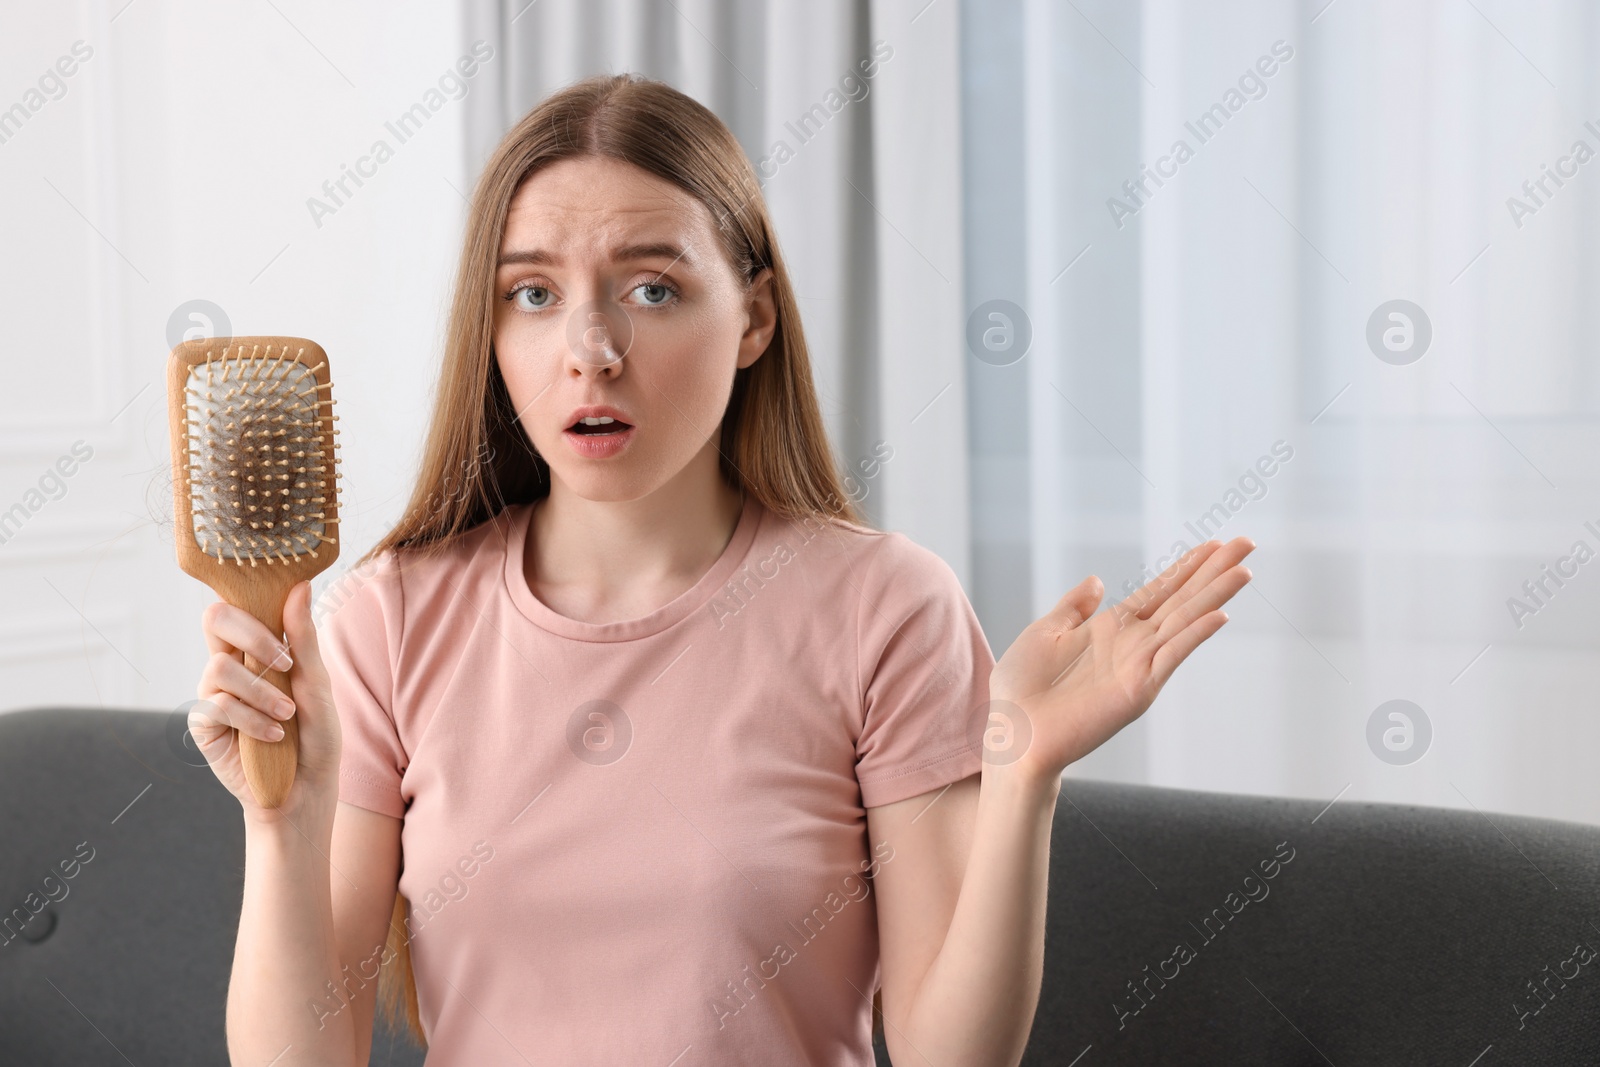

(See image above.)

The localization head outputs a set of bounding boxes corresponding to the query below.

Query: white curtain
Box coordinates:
[459,0,1600,826]
[461,0,974,577]
[993,0,1600,824]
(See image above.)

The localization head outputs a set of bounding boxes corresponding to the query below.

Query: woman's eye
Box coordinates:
[633,282,674,306]
[511,285,553,310]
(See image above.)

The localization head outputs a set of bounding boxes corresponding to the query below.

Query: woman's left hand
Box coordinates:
[986,536,1257,783]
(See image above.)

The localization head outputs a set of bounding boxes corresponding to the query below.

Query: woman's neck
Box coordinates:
[524,443,745,625]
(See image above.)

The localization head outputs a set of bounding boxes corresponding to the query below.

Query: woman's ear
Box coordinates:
[737,268,778,370]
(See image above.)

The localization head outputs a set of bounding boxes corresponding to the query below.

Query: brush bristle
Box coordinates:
[183,343,340,567]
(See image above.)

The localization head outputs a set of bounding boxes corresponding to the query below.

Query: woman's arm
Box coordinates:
[870,536,1254,1065]
[228,799,351,1063]
[330,803,406,1062]
[868,767,1056,1067]
[194,580,406,1064]
[227,800,402,1065]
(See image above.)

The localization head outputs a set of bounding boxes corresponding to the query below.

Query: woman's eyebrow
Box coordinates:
[613,241,692,265]
[497,242,693,268]
[498,248,557,267]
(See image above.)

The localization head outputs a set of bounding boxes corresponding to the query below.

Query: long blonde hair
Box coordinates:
[356,73,868,1048]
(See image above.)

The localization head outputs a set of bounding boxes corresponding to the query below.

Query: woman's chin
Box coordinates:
[545,463,661,505]
[541,432,715,506]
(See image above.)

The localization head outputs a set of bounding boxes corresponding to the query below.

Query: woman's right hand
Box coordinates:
[192,580,342,824]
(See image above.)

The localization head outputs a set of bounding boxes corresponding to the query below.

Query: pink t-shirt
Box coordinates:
[319,493,994,1064]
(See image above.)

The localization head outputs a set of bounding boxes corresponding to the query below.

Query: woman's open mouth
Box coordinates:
[567,416,631,436]
[563,415,635,458]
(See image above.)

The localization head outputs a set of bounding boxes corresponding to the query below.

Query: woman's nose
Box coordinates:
[564,298,633,376]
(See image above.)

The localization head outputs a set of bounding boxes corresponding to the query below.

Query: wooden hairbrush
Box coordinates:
[167,336,341,810]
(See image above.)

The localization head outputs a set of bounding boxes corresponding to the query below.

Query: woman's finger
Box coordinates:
[1042,574,1104,629]
[200,600,238,658]
[1150,609,1230,689]
[187,701,239,753]
[198,690,285,742]
[1116,540,1222,622]
[202,600,293,672]
[202,651,295,720]
[1148,536,1255,628]
[1155,563,1252,641]
[281,582,325,686]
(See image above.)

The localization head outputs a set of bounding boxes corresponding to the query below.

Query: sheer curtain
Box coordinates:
[459,0,1600,825]
[967,0,1600,823]
[462,0,974,574]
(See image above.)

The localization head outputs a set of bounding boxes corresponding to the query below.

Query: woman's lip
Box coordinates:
[565,405,633,427]
[562,423,635,459]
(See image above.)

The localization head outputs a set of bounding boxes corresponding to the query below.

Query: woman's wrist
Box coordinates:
[979,754,1063,811]
[241,787,339,841]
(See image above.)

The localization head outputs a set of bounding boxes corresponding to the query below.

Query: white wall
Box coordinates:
[0,0,472,717]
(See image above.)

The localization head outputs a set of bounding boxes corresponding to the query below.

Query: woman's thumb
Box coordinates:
[1047,574,1103,627]
[282,581,324,677]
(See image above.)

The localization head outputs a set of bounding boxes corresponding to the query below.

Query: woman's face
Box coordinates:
[493,155,775,503]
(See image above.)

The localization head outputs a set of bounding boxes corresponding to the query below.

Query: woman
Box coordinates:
[193,73,1253,1065]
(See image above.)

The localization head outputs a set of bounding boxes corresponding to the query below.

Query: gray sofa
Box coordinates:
[2,707,1596,1064]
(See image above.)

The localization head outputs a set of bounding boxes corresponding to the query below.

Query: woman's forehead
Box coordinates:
[501,204,693,253]
[502,157,709,249]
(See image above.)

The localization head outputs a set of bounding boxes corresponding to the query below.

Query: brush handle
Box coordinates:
[232,580,300,810]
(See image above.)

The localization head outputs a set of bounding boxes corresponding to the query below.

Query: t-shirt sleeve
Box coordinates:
[854,532,995,809]
[316,552,409,820]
